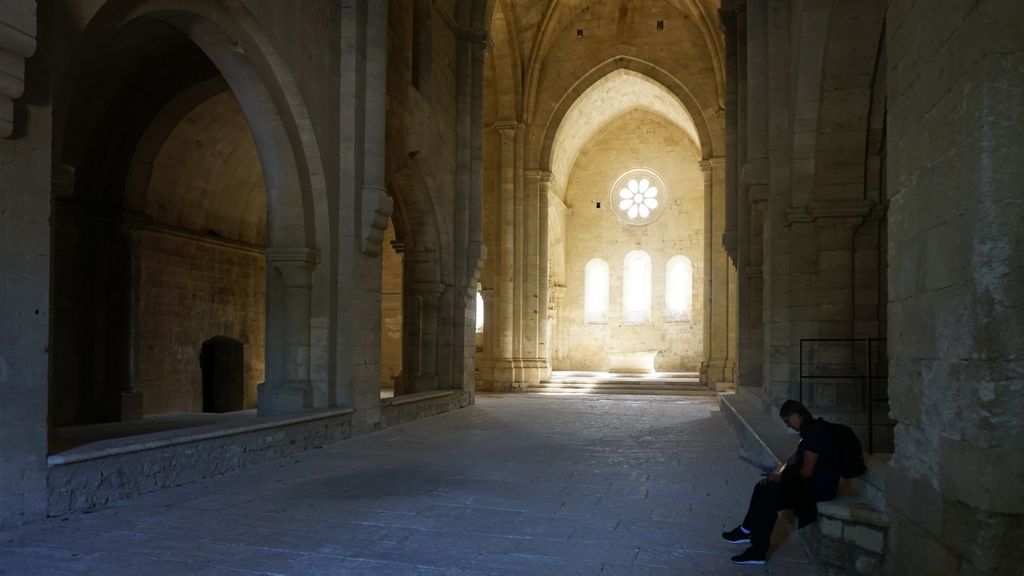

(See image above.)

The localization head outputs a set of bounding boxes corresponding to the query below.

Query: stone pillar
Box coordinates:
[512,128,526,385]
[549,284,566,370]
[804,203,871,409]
[491,121,517,388]
[720,6,739,265]
[701,158,732,389]
[412,281,444,392]
[260,249,317,415]
[520,169,543,385]
[743,0,773,398]
[536,171,551,382]
[102,216,146,421]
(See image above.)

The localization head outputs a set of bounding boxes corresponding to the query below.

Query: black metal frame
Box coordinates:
[798,338,889,454]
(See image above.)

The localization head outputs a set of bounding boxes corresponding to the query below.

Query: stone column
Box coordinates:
[549,284,566,370]
[260,249,317,415]
[491,121,517,388]
[804,203,871,409]
[412,281,444,392]
[102,215,147,421]
[701,158,732,389]
[536,171,551,382]
[360,0,392,257]
[720,6,739,265]
[520,169,542,385]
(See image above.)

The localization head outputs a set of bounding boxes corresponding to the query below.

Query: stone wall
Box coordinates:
[560,110,705,372]
[136,231,265,413]
[884,1,1024,574]
[48,410,354,517]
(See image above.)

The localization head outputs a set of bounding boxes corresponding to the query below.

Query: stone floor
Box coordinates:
[0,395,814,575]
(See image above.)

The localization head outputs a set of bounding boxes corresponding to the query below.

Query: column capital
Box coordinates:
[493,120,520,134]
[267,246,319,265]
[415,281,446,297]
[699,157,726,171]
[524,169,553,184]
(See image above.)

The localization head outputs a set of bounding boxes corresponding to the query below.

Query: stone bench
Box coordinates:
[805,456,890,575]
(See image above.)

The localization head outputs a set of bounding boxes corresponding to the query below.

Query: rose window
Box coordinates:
[609,168,667,226]
[618,178,659,219]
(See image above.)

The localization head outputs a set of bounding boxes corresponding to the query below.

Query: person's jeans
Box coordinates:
[741,481,785,554]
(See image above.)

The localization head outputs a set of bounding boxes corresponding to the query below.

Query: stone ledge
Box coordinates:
[48,408,355,466]
[818,497,890,528]
[381,390,459,406]
[47,409,355,516]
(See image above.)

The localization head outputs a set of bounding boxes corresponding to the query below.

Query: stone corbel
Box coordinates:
[360,185,393,256]
[722,229,738,254]
[808,200,874,222]
[466,240,487,298]
[0,4,36,139]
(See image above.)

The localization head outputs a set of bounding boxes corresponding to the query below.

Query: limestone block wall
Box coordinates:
[136,232,265,413]
[0,0,47,530]
[560,110,704,372]
[885,1,1024,573]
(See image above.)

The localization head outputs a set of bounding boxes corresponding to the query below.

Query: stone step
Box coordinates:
[539,381,704,389]
[525,386,716,396]
[548,377,700,381]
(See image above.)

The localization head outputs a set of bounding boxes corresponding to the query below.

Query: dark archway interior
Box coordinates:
[50,17,267,445]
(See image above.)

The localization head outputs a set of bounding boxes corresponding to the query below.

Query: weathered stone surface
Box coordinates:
[820,516,843,538]
[48,411,353,516]
[843,524,884,554]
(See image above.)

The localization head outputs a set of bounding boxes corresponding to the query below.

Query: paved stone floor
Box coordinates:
[0,395,814,575]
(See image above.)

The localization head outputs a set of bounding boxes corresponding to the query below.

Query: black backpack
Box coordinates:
[824,419,866,478]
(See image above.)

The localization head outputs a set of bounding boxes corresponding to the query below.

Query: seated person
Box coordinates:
[722,399,840,565]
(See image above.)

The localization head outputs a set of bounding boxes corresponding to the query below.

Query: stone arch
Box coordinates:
[486,0,522,122]
[51,0,330,419]
[536,57,716,171]
[522,0,725,121]
[387,152,451,393]
[387,152,451,287]
[122,76,230,215]
[811,0,887,203]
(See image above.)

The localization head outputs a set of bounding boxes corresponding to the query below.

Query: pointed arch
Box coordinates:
[523,0,725,121]
[537,57,716,174]
[387,152,452,286]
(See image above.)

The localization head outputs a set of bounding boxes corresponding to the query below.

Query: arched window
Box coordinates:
[584,258,609,324]
[475,290,485,333]
[622,250,652,324]
[666,255,694,322]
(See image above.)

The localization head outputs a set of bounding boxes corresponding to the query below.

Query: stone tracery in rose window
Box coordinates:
[609,168,667,226]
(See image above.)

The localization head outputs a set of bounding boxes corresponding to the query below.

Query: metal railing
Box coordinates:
[799,338,889,454]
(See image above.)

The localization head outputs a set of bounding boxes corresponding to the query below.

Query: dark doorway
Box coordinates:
[201,337,244,413]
